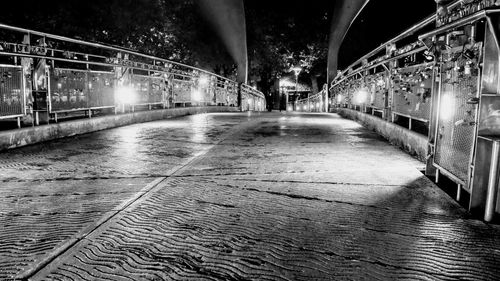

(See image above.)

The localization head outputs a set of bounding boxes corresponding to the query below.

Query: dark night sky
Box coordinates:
[338,0,436,68]
[246,0,436,69]
[0,0,437,74]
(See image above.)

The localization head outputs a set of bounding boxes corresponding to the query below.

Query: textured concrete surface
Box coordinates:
[0,106,239,152]
[0,112,499,280]
[337,108,428,161]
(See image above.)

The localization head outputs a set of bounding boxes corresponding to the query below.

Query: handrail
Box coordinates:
[335,14,436,81]
[0,22,267,121]
[0,22,235,83]
[332,0,488,83]
[295,91,323,103]
[419,8,500,40]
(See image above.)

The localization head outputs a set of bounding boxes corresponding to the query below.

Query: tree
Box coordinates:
[245,0,332,104]
[0,0,234,73]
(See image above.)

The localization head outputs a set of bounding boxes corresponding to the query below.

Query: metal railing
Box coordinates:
[329,0,498,133]
[0,22,266,127]
[329,5,438,132]
[329,0,500,219]
[293,90,325,112]
[241,84,266,111]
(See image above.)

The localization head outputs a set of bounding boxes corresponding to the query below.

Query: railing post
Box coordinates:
[238,83,243,112]
[21,34,33,125]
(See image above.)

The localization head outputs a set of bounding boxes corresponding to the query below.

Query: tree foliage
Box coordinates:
[244,0,332,94]
[0,0,234,73]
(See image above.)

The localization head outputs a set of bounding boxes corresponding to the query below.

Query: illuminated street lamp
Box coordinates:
[290,66,302,109]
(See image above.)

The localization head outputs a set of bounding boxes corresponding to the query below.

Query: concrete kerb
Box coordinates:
[336,108,428,162]
[0,106,240,152]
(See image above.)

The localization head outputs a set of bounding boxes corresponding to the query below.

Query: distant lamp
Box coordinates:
[290,66,302,109]
[291,66,302,77]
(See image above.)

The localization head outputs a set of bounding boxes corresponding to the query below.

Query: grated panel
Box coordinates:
[88,72,114,108]
[434,44,481,183]
[172,78,193,103]
[50,69,88,112]
[392,63,433,121]
[0,66,23,117]
[130,75,164,104]
[365,72,389,110]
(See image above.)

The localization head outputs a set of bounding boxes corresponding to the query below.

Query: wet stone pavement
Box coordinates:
[0,112,499,280]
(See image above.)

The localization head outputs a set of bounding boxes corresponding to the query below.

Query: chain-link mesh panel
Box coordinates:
[0,66,23,117]
[172,78,193,103]
[241,93,252,111]
[50,68,88,112]
[348,77,365,107]
[215,78,231,105]
[130,75,164,105]
[227,82,238,106]
[365,72,389,110]
[434,44,481,183]
[149,76,166,104]
[88,72,114,108]
[215,86,229,105]
[392,63,433,121]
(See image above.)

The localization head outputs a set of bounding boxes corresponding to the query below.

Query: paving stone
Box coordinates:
[1,112,499,280]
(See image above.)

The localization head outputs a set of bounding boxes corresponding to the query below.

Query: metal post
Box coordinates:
[307,93,310,112]
[485,141,500,222]
[295,75,298,108]
[238,82,243,112]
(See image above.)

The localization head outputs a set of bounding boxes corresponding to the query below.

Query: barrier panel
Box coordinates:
[88,71,115,108]
[130,74,165,106]
[172,77,193,104]
[215,79,230,105]
[0,65,24,119]
[433,43,482,184]
[365,70,389,116]
[241,84,266,111]
[49,68,88,112]
[391,63,433,122]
